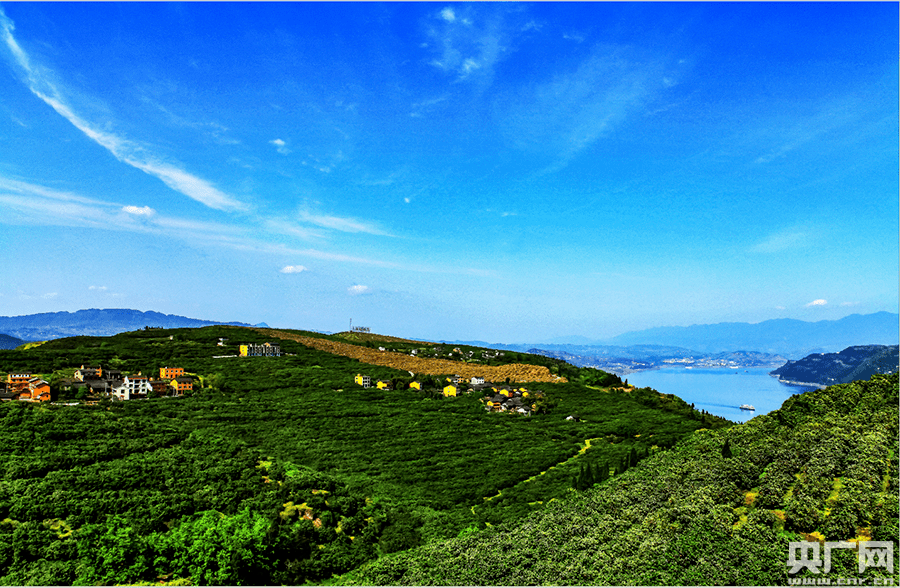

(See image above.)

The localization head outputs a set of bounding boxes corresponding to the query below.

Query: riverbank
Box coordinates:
[767,374,827,389]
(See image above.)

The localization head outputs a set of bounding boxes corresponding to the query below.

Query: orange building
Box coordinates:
[28,378,51,402]
[160,367,185,379]
[170,377,193,395]
[6,373,32,393]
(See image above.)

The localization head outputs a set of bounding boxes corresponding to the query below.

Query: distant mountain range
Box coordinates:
[444,312,898,372]
[770,345,899,387]
[578,312,897,358]
[450,313,898,359]
[0,309,256,341]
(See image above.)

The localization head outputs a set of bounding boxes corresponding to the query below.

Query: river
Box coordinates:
[623,366,819,423]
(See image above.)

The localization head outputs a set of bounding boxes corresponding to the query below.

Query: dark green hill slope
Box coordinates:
[772,345,899,387]
[0,334,24,350]
[344,373,899,586]
[0,326,728,585]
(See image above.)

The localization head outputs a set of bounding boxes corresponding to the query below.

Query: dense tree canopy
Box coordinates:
[7,325,866,585]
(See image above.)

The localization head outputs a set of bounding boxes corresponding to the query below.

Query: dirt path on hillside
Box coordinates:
[252,328,566,384]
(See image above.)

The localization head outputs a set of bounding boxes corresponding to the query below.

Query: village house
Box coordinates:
[171,377,193,395]
[0,381,15,402]
[470,376,486,385]
[6,373,33,393]
[74,366,102,381]
[149,379,169,396]
[409,381,422,390]
[376,380,392,390]
[111,374,153,401]
[443,383,459,397]
[239,342,281,357]
[354,374,371,388]
[27,378,52,402]
[3,375,52,402]
[159,366,185,379]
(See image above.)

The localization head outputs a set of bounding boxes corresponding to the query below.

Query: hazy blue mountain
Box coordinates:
[602,312,899,358]
[0,333,25,350]
[0,309,253,341]
[771,344,899,387]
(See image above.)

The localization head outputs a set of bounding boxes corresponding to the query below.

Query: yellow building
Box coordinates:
[409,381,422,390]
[443,384,458,397]
[354,374,371,388]
[376,380,392,390]
[239,345,249,357]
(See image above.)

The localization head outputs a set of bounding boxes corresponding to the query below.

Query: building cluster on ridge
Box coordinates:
[0,365,194,404]
[353,373,543,415]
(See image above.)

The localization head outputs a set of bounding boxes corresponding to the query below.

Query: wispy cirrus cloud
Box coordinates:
[0,176,408,271]
[749,228,810,254]
[806,299,828,307]
[0,8,246,212]
[753,94,874,166]
[1,177,493,279]
[298,211,392,236]
[498,45,665,175]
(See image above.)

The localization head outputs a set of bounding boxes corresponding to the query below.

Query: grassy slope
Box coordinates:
[343,373,899,586]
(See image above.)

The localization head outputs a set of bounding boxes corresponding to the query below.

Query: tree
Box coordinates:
[721,439,732,459]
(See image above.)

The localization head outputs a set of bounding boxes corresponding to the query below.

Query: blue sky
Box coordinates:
[0,2,897,342]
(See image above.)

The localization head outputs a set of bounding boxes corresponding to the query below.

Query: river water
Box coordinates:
[623,366,819,423]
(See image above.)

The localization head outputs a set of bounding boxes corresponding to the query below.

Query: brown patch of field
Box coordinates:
[252,328,566,384]
[331,331,430,345]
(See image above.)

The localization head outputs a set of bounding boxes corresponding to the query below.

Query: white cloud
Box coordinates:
[806,299,828,307]
[348,284,370,295]
[426,5,505,81]
[122,205,155,217]
[41,292,58,299]
[270,138,290,155]
[280,265,307,274]
[0,10,245,212]
[840,301,859,307]
[89,285,108,291]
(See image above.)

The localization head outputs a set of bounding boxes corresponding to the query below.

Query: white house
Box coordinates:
[111,374,153,401]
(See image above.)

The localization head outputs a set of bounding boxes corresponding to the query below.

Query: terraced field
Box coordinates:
[252,328,566,383]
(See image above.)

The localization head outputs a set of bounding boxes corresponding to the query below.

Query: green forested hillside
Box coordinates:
[0,326,728,585]
[343,373,899,586]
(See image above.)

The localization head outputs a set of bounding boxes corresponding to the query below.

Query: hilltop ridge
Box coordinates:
[771,344,899,387]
